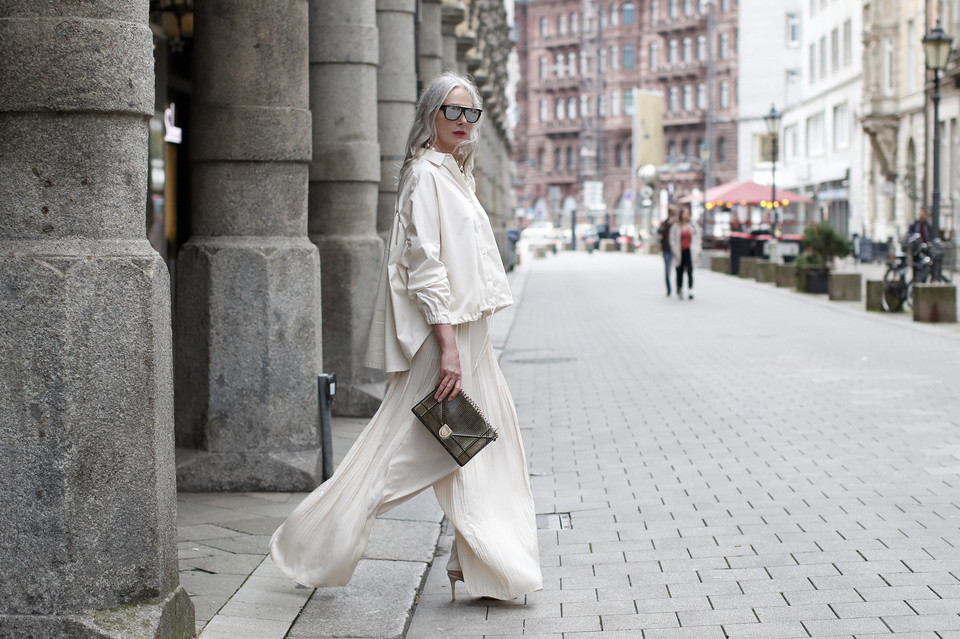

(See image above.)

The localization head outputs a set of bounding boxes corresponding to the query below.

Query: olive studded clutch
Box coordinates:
[412,389,498,467]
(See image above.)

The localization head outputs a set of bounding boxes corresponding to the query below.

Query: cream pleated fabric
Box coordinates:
[269,317,542,600]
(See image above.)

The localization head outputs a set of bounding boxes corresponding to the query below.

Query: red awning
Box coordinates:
[680,180,813,206]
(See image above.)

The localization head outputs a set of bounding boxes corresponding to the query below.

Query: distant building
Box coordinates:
[514,0,738,235]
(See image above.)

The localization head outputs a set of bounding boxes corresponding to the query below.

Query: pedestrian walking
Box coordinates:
[669,207,701,299]
[657,208,676,296]
[269,71,542,602]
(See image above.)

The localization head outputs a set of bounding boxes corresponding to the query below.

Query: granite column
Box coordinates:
[309,0,385,416]
[175,0,324,490]
[0,0,194,636]
[419,0,445,82]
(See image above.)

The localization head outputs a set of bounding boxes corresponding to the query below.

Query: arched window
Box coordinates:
[622,2,636,25]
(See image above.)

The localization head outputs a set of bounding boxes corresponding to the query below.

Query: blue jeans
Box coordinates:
[663,250,672,294]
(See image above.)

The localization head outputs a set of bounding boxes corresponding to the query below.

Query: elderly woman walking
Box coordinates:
[270,71,542,602]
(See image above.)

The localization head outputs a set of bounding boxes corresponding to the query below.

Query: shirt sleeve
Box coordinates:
[399,170,452,324]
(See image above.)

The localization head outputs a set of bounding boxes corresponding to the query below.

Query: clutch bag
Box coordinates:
[412,389,498,467]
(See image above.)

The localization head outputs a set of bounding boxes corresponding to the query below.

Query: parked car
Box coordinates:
[519,222,562,254]
[563,223,599,251]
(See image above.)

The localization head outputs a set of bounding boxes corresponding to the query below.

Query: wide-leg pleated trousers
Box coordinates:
[269,318,542,600]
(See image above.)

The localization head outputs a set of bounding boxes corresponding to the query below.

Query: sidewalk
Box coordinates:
[178,250,960,639]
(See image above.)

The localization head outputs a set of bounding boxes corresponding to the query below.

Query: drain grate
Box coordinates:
[536,513,572,530]
[508,357,576,365]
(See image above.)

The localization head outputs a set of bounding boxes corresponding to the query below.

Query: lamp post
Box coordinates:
[763,104,782,236]
[923,22,953,240]
[699,142,711,235]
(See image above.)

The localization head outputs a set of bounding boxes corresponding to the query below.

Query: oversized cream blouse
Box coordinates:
[364,149,513,373]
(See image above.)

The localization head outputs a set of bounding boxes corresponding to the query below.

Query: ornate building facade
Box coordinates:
[0,0,515,635]
[514,0,739,232]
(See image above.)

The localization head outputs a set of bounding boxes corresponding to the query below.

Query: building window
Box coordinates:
[540,17,548,37]
[720,0,729,11]
[783,124,798,160]
[809,42,816,83]
[609,4,618,26]
[787,13,800,47]
[581,95,590,117]
[842,19,852,66]
[623,89,635,115]
[697,83,706,109]
[610,45,619,70]
[615,143,623,167]
[622,2,636,25]
[537,148,545,170]
[833,102,849,150]
[830,28,839,73]
[883,36,893,96]
[623,45,635,69]
[580,51,588,75]
[568,97,577,119]
[568,52,577,76]
[669,86,679,111]
[570,12,579,33]
[651,0,659,23]
[716,136,726,163]
[567,146,575,171]
[681,139,690,159]
[819,35,826,79]
[555,148,562,171]
[684,0,693,16]
[558,14,566,35]
[539,99,548,122]
[669,0,679,19]
[539,56,548,79]
[668,39,679,64]
[611,89,620,116]
[698,0,708,12]
[683,84,693,110]
[649,41,659,69]
[718,32,729,59]
[668,141,677,163]
[805,112,824,155]
[698,35,707,61]
[556,54,564,77]
[598,93,606,117]
[719,81,729,108]
[556,98,565,120]
[599,48,607,73]
[786,68,801,105]
[683,37,693,63]
[907,20,917,90]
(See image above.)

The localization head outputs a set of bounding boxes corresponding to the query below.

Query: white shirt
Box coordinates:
[364,149,513,373]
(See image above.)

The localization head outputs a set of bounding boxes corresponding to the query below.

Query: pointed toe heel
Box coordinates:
[447,570,464,601]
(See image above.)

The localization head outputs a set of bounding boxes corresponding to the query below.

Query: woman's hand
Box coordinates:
[431,324,461,401]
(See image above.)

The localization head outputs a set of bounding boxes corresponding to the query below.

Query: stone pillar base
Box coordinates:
[828,272,862,301]
[738,257,761,278]
[775,264,796,288]
[755,261,776,283]
[710,255,730,273]
[913,284,958,322]
[865,280,887,311]
[0,587,194,639]
[313,234,385,417]
[175,448,322,492]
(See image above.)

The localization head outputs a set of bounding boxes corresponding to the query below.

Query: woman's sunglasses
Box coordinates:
[439,104,483,123]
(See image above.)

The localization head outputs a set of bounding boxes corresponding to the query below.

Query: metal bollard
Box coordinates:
[318,373,337,481]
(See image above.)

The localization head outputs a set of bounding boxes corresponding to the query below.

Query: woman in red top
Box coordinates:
[668,208,701,299]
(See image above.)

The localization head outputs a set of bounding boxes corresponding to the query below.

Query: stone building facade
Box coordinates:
[514,0,739,233]
[0,0,514,635]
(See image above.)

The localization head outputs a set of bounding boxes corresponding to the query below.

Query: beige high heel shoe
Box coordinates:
[447,570,464,601]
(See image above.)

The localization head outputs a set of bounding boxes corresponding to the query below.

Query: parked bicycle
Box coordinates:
[881,234,953,312]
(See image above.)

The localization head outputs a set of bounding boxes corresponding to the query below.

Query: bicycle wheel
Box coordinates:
[881,267,905,312]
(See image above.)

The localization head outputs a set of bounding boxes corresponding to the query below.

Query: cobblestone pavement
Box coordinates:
[406,251,960,639]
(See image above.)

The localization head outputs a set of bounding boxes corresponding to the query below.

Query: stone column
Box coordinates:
[175,0,324,490]
[419,0,444,82]
[310,0,385,416]
[441,1,466,72]
[0,1,193,637]
[377,0,418,237]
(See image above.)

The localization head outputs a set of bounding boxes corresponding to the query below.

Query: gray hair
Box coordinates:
[399,71,484,190]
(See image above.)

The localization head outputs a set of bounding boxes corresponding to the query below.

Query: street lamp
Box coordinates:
[923,22,953,239]
[763,103,782,235]
[699,142,711,234]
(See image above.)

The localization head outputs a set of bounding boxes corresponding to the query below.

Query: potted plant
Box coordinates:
[795,224,852,294]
